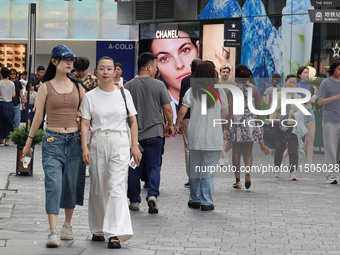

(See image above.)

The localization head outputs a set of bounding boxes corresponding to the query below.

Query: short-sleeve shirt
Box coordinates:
[69,73,99,92]
[297,81,313,109]
[12,80,22,106]
[297,81,311,98]
[317,77,340,123]
[125,76,172,141]
[183,88,228,150]
[31,76,43,92]
[25,91,37,105]
[179,74,192,119]
[264,86,281,107]
[0,80,15,102]
[80,87,137,133]
[273,92,301,125]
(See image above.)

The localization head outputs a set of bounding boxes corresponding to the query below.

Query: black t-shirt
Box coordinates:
[12,80,22,106]
[179,74,192,119]
[31,76,42,92]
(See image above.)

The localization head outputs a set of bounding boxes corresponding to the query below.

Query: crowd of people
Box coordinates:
[1,43,340,249]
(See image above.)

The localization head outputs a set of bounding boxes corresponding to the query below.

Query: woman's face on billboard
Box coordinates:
[151,30,199,101]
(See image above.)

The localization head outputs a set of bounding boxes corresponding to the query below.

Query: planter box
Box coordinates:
[16,146,34,176]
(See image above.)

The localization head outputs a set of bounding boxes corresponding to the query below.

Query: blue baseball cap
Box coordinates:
[51,45,77,59]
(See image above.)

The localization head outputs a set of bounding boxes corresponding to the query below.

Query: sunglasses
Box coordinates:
[10,72,16,75]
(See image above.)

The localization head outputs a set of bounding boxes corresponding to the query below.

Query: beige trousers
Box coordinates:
[88,131,133,242]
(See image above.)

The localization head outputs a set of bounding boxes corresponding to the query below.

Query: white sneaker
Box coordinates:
[60,223,73,240]
[290,171,297,181]
[148,196,158,214]
[219,158,225,166]
[46,230,60,247]
[129,202,140,211]
[327,178,337,184]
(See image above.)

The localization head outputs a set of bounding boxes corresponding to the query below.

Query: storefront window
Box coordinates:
[39,0,68,38]
[70,0,99,39]
[100,0,130,39]
[0,0,10,38]
[0,0,136,40]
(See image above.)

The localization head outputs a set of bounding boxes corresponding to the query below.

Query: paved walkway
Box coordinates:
[0,135,339,255]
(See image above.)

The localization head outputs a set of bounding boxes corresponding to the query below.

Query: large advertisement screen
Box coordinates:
[139,22,200,122]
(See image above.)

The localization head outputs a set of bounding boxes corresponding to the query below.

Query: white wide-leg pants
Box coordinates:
[88,131,133,242]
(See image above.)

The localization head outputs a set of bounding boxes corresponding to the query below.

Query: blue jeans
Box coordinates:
[189,150,219,205]
[42,130,85,214]
[128,136,163,203]
[13,103,21,127]
[0,101,14,139]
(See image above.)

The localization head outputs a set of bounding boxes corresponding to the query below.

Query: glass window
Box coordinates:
[70,0,99,39]
[39,0,68,38]
[11,0,31,38]
[0,0,137,40]
[0,0,10,38]
[100,0,129,39]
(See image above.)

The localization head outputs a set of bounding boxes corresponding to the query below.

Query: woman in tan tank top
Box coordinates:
[22,45,85,248]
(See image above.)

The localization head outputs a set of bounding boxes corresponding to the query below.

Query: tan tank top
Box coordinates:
[45,81,79,128]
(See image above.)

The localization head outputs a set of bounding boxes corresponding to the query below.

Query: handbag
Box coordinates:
[263,123,292,149]
[120,88,144,153]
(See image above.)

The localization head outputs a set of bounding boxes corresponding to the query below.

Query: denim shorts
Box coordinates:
[304,108,315,124]
[42,129,85,214]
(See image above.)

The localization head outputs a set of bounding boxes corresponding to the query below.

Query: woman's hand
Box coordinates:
[82,145,90,165]
[22,143,33,158]
[131,145,142,166]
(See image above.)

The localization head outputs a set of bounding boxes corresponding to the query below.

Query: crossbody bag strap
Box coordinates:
[121,88,144,153]
[120,88,130,116]
[73,81,81,111]
[79,81,89,92]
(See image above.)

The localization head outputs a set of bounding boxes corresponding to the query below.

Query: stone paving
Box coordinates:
[0,135,340,254]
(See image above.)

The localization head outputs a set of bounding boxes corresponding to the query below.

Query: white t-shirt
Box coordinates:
[80,87,137,133]
[169,93,178,124]
[20,79,27,95]
[183,88,228,151]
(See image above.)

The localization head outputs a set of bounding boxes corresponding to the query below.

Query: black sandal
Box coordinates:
[108,236,121,249]
[92,234,105,241]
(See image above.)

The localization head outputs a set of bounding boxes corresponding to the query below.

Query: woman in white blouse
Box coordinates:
[80,56,141,249]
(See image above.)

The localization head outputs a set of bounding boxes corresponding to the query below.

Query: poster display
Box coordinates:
[139,22,200,122]
[96,41,136,82]
[202,24,236,78]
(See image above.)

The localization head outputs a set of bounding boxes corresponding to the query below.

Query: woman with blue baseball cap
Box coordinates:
[22,45,86,248]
